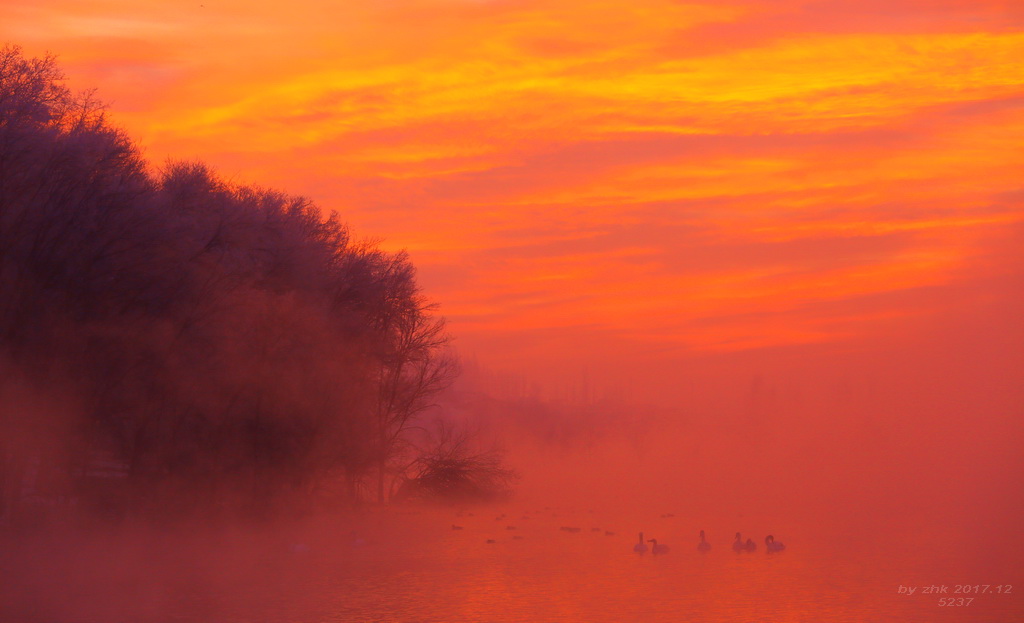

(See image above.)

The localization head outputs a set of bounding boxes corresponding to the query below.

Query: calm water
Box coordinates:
[3,506,1020,622]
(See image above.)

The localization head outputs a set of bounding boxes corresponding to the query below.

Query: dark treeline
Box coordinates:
[0,45,511,524]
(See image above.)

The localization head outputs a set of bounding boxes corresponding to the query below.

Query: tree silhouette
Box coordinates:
[0,44,490,521]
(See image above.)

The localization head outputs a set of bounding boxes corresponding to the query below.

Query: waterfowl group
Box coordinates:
[630,532,671,553]
[634,530,786,555]
[449,509,786,556]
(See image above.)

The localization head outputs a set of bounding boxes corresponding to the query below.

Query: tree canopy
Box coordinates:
[0,44,477,522]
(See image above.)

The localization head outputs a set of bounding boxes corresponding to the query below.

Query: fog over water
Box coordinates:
[5,310,1021,622]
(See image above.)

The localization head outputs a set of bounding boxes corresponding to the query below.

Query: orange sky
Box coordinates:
[5,0,1024,402]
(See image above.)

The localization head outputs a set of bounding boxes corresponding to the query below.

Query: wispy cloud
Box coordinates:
[7,0,1023,380]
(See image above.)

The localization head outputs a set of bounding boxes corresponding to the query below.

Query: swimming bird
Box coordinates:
[648,538,670,554]
[634,532,648,552]
[732,532,744,552]
[698,530,711,553]
[765,535,786,552]
[452,525,464,530]
[744,538,757,552]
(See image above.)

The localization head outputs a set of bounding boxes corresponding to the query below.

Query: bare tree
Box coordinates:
[361,251,458,503]
[393,418,517,503]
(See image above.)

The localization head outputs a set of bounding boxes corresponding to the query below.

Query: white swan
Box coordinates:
[732,532,744,552]
[744,537,757,552]
[634,532,648,553]
[648,538,670,554]
[698,530,711,553]
[765,534,786,552]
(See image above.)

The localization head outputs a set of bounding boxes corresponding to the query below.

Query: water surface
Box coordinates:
[3,506,1018,622]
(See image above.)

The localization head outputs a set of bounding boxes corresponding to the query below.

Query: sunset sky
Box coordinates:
[5,0,1023,405]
